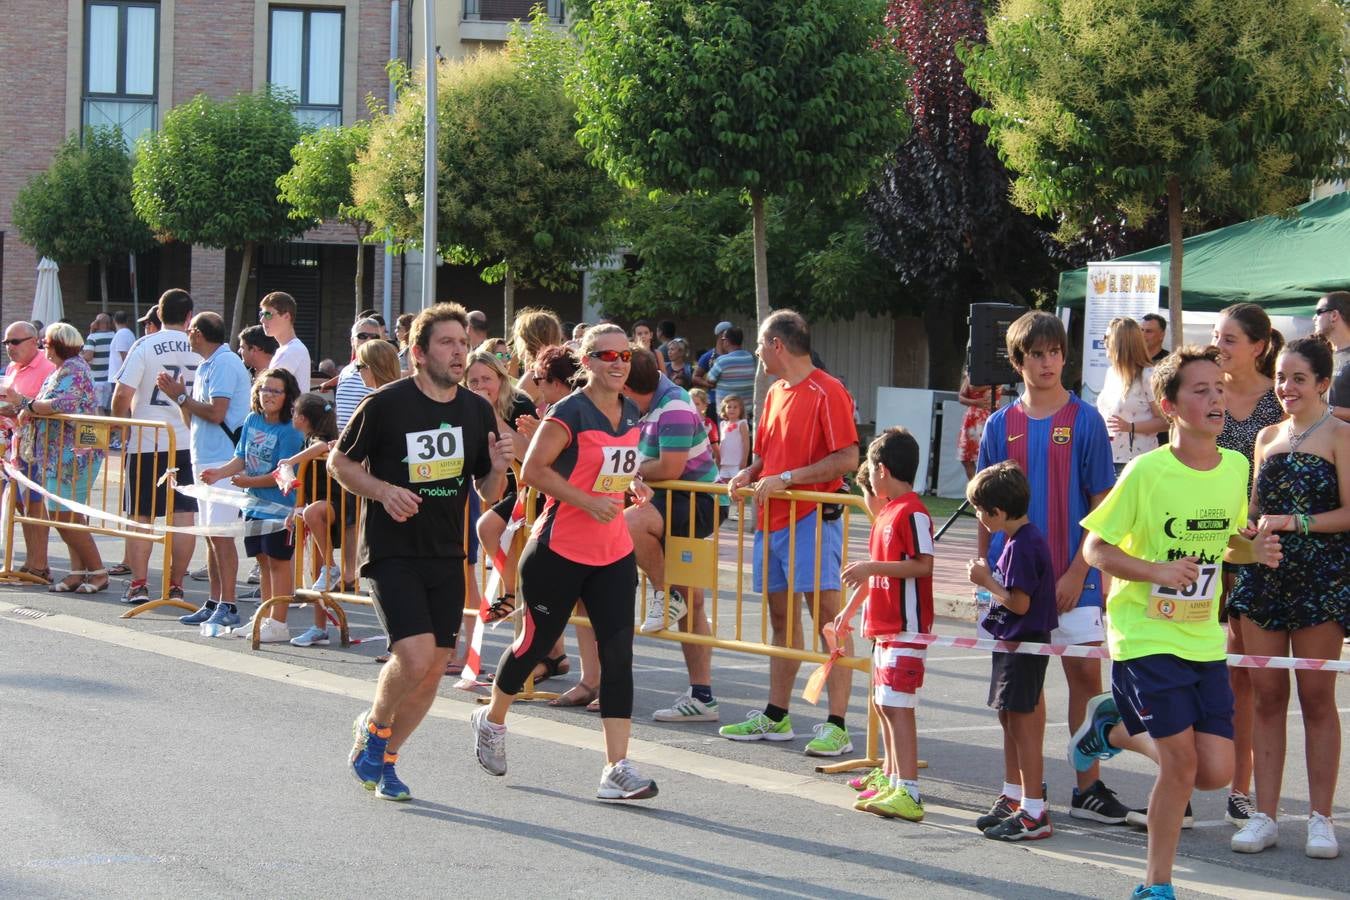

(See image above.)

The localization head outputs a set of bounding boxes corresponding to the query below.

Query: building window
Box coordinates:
[83,1,159,148]
[269,7,344,129]
[464,0,564,22]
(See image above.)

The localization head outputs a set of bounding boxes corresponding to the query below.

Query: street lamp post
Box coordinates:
[421,0,437,310]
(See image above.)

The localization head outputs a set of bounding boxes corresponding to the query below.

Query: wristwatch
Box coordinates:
[780,469,793,486]
[175,392,188,405]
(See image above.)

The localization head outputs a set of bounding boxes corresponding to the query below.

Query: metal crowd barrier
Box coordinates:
[0,412,183,615]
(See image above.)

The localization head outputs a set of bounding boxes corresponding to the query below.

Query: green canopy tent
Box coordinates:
[1057,191,1350,317]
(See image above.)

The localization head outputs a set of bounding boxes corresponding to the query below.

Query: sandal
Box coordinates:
[77,569,110,594]
[586,697,600,713]
[532,653,569,683]
[485,592,516,623]
[50,571,88,593]
[547,683,599,708]
[375,653,391,664]
[19,565,52,585]
[106,562,132,576]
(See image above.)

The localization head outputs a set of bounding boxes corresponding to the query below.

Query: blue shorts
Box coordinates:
[245,524,295,561]
[752,510,843,594]
[1112,655,1234,741]
[44,458,102,513]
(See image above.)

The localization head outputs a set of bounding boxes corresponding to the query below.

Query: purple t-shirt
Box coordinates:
[984,522,1059,640]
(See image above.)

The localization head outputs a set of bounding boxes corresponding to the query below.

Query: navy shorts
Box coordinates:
[1112,654,1234,741]
[244,526,295,561]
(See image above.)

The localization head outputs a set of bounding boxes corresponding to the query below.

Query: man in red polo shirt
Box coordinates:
[723,310,860,756]
[1,320,56,580]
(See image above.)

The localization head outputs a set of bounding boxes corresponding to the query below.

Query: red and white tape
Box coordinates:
[885,631,1350,674]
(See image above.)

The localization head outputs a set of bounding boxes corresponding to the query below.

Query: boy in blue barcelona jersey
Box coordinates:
[976,310,1132,823]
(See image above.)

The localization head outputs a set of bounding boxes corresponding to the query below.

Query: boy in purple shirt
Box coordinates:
[967,460,1059,842]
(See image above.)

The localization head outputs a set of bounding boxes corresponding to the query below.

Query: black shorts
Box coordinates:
[367,556,466,648]
[1113,655,1235,741]
[651,489,721,540]
[988,635,1051,713]
[490,490,518,524]
[245,526,295,561]
[123,450,197,517]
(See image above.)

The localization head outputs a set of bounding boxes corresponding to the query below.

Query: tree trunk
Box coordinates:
[503,266,515,334]
[750,191,772,415]
[99,259,110,313]
[1166,175,1184,343]
[353,226,366,323]
[228,240,256,350]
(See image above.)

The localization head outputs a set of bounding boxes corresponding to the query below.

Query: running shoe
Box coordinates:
[121,580,150,605]
[848,767,883,792]
[247,564,262,584]
[984,808,1053,842]
[652,689,719,723]
[351,721,389,790]
[189,566,209,582]
[1305,812,1339,859]
[976,794,1020,832]
[1231,812,1278,853]
[309,565,341,592]
[639,588,687,634]
[1126,802,1194,829]
[203,603,241,629]
[290,626,330,647]
[1131,884,1176,899]
[255,617,290,644]
[376,760,411,801]
[1068,692,1122,771]
[1225,792,1255,826]
[853,769,890,801]
[855,785,891,812]
[471,706,507,776]
[239,586,263,600]
[597,759,658,800]
[866,785,924,821]
[718,711,794,742]
[1070,779,1130,824]
[804,723,852,757]
[179,601,218,625]
[349,710,370,767]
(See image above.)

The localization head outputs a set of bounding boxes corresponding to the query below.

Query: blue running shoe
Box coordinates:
[376,761,411,801]
[202,602,241,629]
[1132,884,1175,899]
[180,601,218,625]
[1069,692,1122,772]
[352,721,388,789]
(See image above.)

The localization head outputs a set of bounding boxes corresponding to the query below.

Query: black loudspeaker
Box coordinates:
[966,303,1025,386]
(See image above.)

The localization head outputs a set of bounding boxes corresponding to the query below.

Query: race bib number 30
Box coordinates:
[1147,563,1219,623]
[593,446,638,494]
[406,425,464,484]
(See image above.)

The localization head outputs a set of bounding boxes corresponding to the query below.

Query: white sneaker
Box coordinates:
[309,565,340,591]
[639,588,687,634]
[246,564,262,585]
[597,759,657,800]
[1306,812,1340,859]
[652,689,719,722]
[256,617,291,644]
[1232,812,1278,853]
[290,625,330,647]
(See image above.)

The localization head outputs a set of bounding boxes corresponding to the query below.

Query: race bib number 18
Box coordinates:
[593,446,638,494]
[406,425,464,484]
[1147,563,1219,623]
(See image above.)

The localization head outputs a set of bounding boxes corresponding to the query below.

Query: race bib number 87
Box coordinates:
[593,446,638,494]
[406,425,464,484]
[1147,563,1219,623]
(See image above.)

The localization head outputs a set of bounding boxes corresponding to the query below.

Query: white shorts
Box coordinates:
[1051,605,1105,646]
[193,461,242,528]
[872,639,925,708]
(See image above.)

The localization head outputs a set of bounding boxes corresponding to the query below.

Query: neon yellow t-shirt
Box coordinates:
[1080,446,1248,662]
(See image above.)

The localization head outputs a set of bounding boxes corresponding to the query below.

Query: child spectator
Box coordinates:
[716,394,750,482]
[833,428,933,821]
[966,460,1059,841]
[200,368,304,644]
[690,387,719,467]
[1077,346,1282,899]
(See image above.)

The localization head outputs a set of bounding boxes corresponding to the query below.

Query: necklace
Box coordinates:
[1288,408,1332,453]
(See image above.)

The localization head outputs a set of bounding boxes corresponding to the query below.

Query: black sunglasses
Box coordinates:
[2,337,35,347]
[1314,307,1332,316]
[355,332,379,341]
[588,349,633,364]
[354,362,368,371]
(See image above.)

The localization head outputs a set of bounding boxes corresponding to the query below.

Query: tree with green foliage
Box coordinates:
[964,0,1350,339]
[12,127,155,311]
[132,88,311,344]
[277,120,373,321]
[354,14,618,324]
[569,0,907,406]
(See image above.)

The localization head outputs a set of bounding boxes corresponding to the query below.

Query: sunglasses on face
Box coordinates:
[2,337,35,346]
[588,349,633,364]
[258,310,276,320]
[258,386,285,396]
[532,375,546,386]
[1314,307,1332,316]
[354,362,368,371]
[355,332,379,341]
[493,351,512,361]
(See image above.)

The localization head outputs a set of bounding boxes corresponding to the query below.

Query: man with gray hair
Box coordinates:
[467,310,489,349]
[1,320,56,581]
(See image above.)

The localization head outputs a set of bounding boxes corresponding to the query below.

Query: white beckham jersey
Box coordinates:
[117,329,203,454]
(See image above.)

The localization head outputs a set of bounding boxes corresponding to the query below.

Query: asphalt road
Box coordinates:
[1,526,1346,899]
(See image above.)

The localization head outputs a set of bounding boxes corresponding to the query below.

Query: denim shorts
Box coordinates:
[752,510,843,594]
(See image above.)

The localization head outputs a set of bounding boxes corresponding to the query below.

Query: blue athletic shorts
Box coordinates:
[1112,654,1234,741]
[752,510,843,594]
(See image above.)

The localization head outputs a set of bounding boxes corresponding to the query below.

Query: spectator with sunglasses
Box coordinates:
[335,318,385,429]
[259,291,311,392]
[1,320,57,583]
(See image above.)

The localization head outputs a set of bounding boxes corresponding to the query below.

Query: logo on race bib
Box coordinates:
[593,445,639,494]
[405,425,465,484]
[1148,562,1219,623]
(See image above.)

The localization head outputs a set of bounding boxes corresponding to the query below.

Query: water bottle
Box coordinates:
[975,588,993,624]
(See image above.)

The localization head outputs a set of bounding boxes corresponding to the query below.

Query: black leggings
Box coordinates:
[495,541,637,718]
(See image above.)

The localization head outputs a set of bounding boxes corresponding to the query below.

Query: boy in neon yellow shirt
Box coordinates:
[1075,346,1282,900]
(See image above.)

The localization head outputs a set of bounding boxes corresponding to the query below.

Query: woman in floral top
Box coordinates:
[3,323,108,593]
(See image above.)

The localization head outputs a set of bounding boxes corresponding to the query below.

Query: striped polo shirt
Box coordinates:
[707,348,756,415]
[637,375,721,495]
[84,330,114,382]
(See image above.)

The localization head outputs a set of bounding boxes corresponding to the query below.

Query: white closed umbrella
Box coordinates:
[31,257,64,327]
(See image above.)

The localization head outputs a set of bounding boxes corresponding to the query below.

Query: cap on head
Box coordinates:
[714,321,733,336]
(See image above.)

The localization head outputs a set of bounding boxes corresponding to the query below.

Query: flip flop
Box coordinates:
[547,684,598,708]
[106,563,132,576]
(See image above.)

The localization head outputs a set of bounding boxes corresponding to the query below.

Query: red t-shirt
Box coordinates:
[863,492,935,639]
[756,368,858,531]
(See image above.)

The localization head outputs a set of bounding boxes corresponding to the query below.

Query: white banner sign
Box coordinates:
[1083,261,1163,397]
